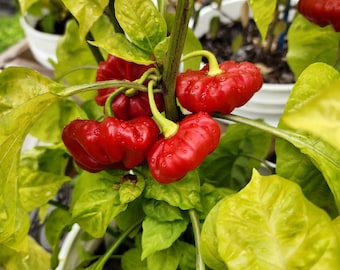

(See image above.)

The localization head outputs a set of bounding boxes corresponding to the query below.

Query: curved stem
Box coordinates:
[61,80,147,97]
[148,80,178,138]
[104,87,127,116]
[181,50,222,76]
[189,209,205,270]
[91,217,143,270]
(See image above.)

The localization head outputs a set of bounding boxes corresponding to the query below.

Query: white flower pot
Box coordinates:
[20,15,60,70]
[193,0,295,127]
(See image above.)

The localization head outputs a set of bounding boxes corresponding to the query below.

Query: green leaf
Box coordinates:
[147,245,180,270]
[248,0,277,41]
[176,241,196,270]
[45,208,72,269]
[199,122,272,190]
[275,141,337,217]
[199,183,235,219]
[201,170,340,269]
[114,0,167,52]
[287,15,340,79]
[89,33,155,65]
[0,67,63,250]
[141,216,188,260]
[277,63,340,213]
[119,175,145,204]
[20,144,70,175]
[71,171,127,238]
[29,99,87,143]
[200,200,226,270]
[61,0,109,40]
[115,198,145,235]
[144,169,201,210]
[0,236,51,270]
[18,167,70,211]
[142,199,184,222]
[283,77,340,152]
[121,246,148,270]
[53,20,98,87]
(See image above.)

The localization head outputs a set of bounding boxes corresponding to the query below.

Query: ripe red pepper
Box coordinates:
[95,54,164,120]
[298,0,340,32]
[62,116,159,172]
[147,112,220,184]
[176,60,263,114]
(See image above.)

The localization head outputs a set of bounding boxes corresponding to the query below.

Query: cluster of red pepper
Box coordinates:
[62,52,263,184]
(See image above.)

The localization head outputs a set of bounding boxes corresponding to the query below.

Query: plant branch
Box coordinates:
[189,209,205,270]
[162,0,194,122]
[89,217,143,270]
[61,80,147,97]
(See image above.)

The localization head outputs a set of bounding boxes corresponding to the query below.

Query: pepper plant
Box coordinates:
[1,0,340,269]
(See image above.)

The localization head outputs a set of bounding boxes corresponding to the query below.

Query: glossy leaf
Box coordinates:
[89,33,155,65]
[141,216,188,259]
[287,15,340,79]
[61,0,109,40]
[147,245,180,270]
[142,199,184,222]
[283,77,340,152]
[201,170,340,269]
[115,0,167,52]
[277,63,340,212]
[144,170,201,210]
[248,0,277,41]
[71,171,127,238]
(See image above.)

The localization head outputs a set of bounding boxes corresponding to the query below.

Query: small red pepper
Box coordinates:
[298,0,340,32]
[62,116,160,172]
[95,54,164,120]
[176,60,263,115]
[147,112,220,184]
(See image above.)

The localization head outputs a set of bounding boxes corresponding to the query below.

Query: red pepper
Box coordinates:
[147,112,220,184]
[298,0,340,32]
[176,60,263,114]
[62,116,159,172]
[95,54,164,120]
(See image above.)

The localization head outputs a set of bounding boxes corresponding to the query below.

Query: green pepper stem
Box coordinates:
[148,80,178,138]
[104,87,127,116]
[91,217,143,270]
[181,50,222,76]
[189,209,206,270]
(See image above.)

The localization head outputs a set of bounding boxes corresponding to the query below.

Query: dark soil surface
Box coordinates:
[199,20,295,84]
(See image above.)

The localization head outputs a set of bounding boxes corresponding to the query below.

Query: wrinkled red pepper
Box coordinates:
[176,60,263,114]
[96,54,164,120]
[62,116,159,172]
[147,112,220,184]
[298,0,340,32]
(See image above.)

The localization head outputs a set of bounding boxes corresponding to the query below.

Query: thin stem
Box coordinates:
[91,217,143,270]
[148,81,178,138]
[189,209,205,270]
[104,87,127,116]
[181,49,222,75]
[61,80,147,97]
[162,0,194,122]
